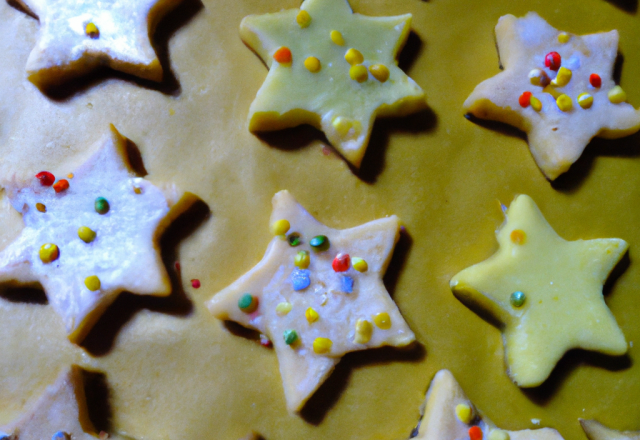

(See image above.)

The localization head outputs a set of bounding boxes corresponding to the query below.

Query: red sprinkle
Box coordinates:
[332,253,351,272]
[519,91,532,108]
[260,334,272,347]
[36,171,55,186]
[273,47,292,64]
[174,261,181,271]
[191,279,201,288]
[468,426,483,440]
[590,73,602,88]
[544,51,561,71]
[53,179,69,193]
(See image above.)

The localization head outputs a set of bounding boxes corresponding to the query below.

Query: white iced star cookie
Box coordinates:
[414,370,564,440]
[580,419,640,440]
[0,124,197,343]
[0,366,98,440]
[10,0,183,88]
[207,190,415,412]
[241,0,426,168]
[464,12,640,180]
[450,195,628,387]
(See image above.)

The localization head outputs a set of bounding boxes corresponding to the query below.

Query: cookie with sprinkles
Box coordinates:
[207,190,415,413]
[0,124,198,343]
[414,370,564,439]
[240,0,426,168]
[464,12,640,180]
[580,419,640,440]
[450,195,628,387]
[9,0,184,89]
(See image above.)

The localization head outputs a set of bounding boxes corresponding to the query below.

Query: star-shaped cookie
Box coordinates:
[11,0,183,88]
[241,0,426,168]
[580,419,640,440]
[207,190,415,412]
[0,366,98,440]
[414,370,564,439]
[450,195,628,387]
[0,124,197,343]
[464,12,640,180]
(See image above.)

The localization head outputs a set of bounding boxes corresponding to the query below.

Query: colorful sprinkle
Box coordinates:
[95,197,110,214]
[53,179,69,193]
[294,250,310,269]
[488,430,510,440]
[544,51,561,71]
[174,261,180,271]
[36,171,55,186]
[551,67,572,87]
[518,91,532,108]
[271,219,290,236]
[528,69,549,87]
[332,253,350,272]
[455,403,473,424]
[313,337,332,354]
[530,96,542,112]
[310,235,329,251]
[133,186,142,194]
[276,302,292,316]
[238,293,258,312]
[291,268,311,291]
[304,56,321,73]
[341,276,354,293]
[85,22,99,38]
[191,279,201,289]
[36,203,46,213]
[558,32,570,44]
[510,291,526,308]
[287,233,301,246]
[344,48,364,65]
[52,432,70,440]
[510,229,526,245]
[354,319,373,344]
[98,432,109,440]
[608,85,627,104]
[78,226,97,243]
[352,257,368,272]
[305,307,319,323]
[349,64,368,82]
[369,64,389,82]
[259,334,272,347]
[577,92,593,109]
[85,275,101,291]
[273,47,292,64]
[67,173,74,179]
[39,243,59,264]
[296,10,311,28]
[556,94,573,112]
[589,73,602,88]
[330,30,345,46]
[373,312,391,330]
[283,329,298,345]
[469,426,483,440]
[543,84,561,99]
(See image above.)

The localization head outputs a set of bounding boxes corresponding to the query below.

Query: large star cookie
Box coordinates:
[0,124,197,343]
[11,0,183,88]
[241,0,426,168]
[207,190,415,412]
[414,370,564,440]
[464,12,640,180]
[580,419,640,440]
[450,195,628,387]
[0,366,98,440]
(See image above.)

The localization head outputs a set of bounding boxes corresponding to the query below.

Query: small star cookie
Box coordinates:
[0,366,98,440]
[0,124,197,343]
[414,370,564,440]
[241,0,426,168]
[464,12,640,180]
[580,419,640,440]
[450,195,628,387]
[10,0,183,88]
[207,190,415,412]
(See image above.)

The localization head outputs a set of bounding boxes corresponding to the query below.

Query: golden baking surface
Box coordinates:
[0,0,640,439]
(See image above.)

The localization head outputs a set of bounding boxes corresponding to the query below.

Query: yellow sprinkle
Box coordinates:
[558,32,570,44]
[351,257,368,272]
[488,429,510,440]
[169,108,175,116]
[39,243,59,264]
[85,275,101,291]
[528,68,549,87]
[296,10,311,28]
[313,337,332,354]
[332,116,353,137]
[78,226,97,243]
[294,250,310,269]
[344,48,364,65]
[455,403,473,424]
[354,319,373,344]
[369,64,389,83]
[556,94,573,112]
[85,22,99,38]
[270,219,290,236]
[373,312,391,329]
[510,229,526,245]
[330,30,345,46]
[276,302,292,316]
[530,96,542,112]
[305,307,319,323]
[67,173,74,179]
[543,85,561,99]
[133,186,142,194]
[608,85,627,104]
[349,64,368,83]
[577,92,593,109]
[551,67,572,87]
[36,203,46,213]
[304,56,321,73]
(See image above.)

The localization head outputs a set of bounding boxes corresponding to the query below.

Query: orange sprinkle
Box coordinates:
[273,47,292,64]
[53,179,69,193]
[67,173,74,179]
[134,186,142,194]
[469,426,483,440]
[36,203,46,213]
[510,229,526,245]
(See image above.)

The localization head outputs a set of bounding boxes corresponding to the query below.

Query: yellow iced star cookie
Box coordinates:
[464,12,640,180]
[414,370,564,440]
[0,124,197,343]
[241,0,426,168]
[207,190,415,412]
[450,195,628,387]
[10,0,183,88]
[580,419,640,440]
[0,366,98,440]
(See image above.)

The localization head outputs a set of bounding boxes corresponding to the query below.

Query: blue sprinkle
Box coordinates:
[341,276,354,293]
[291,269,311,291]
[52,432,70,440]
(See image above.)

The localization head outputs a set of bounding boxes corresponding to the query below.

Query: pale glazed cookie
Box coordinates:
[9,0,183,88]
[580,419,640,440]
[240,0,426,168]
[414,370,564,440]
[0,366,98,440]
[0,125,197,343]
[464,12,640,180]
[450,195,627,387]
[207,190,415,413]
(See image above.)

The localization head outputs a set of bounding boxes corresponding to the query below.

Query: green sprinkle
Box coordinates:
[287,233,301,247]
[283,329,298,345]
[510,291,526,308]
[95,197,110,214]
[310,235,329,251]
[238,293,258,313]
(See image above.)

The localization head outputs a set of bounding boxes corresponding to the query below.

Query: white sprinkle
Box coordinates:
[531,419,540,425]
